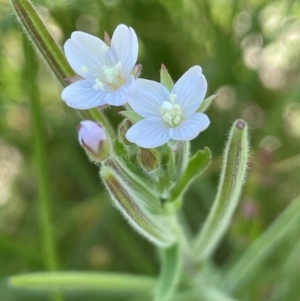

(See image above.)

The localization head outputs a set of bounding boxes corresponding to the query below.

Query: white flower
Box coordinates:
[61,24,138,109]
[125,66,210,148]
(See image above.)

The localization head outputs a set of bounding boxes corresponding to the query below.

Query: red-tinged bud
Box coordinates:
[132,64,142,78]
[104,31,111,46]
[65,75,83,84]
[78,120,111,162]
[160,64,174,91]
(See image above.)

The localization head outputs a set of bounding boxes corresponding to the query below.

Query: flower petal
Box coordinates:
[126,118,170,148]
[110,24,138,76]
[128,79,169,118]
[61,80,107,109]
[104,75,135,106]
[172,65,207,115]
[64,35,104,79]
[169,113,210,141]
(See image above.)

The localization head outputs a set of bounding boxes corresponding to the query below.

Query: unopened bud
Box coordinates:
[65,75,82,84]
[137,148,160,172]
[118,119,133,145]
[132,64,142,78]
[104,31,111,46]
[78,120,111,162]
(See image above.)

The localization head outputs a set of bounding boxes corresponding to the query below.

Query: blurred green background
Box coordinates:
[1,0,300,300]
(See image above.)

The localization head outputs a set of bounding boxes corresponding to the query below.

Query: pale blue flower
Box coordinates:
[62,24,138,109]
[126,66,210,148]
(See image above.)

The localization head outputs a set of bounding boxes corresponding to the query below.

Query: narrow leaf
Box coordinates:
[169,147,211,202]
[9,272,155,293]
[193,120,249,262]
[155,243,181,301]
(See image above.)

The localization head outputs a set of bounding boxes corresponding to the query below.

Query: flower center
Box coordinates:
[102,62,122,84]
[84,62,124,91]
[159,94,183,127]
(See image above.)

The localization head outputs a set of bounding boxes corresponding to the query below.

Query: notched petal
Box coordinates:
[172,65,207,115]
[111,24,138,76]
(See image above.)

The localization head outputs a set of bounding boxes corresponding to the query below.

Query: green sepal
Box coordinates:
[197,95,217,113]
[119,111,143,124]
[160,64,174,91]
[155,243,181,301]
[169,147,211,202]
[113,139,129,157]
[9,272,155,293]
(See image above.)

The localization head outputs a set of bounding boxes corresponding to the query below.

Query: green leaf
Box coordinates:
[155,243,181,301]
[9,272,156,293]
[193,120,249,262]
[169,147,211,202]
[160,64,174,91]
[119,111,143,123]
[197,95,217,113]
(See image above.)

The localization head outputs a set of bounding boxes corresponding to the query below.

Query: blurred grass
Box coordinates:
[1,0,300,300]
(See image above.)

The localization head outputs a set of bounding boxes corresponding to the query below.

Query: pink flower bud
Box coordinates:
[132,64,142,78]
[78,120,111,161]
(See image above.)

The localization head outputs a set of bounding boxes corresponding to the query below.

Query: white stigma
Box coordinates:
[102,62,122,84]
[93,78,104,90]
[159,96,183,127]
